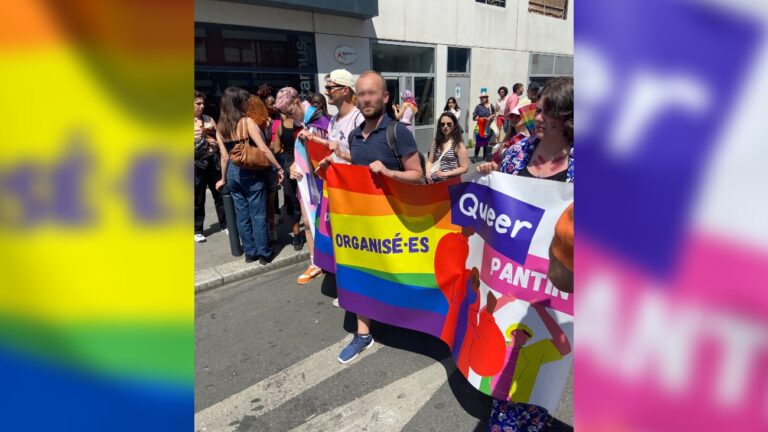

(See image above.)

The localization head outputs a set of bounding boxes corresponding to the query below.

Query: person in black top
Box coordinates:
[194,90,227,242]
[275,112,303,250]
[214,87,285,265]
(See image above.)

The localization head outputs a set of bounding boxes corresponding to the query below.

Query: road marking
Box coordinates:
[195,336,383,432]
[288,361,447,432]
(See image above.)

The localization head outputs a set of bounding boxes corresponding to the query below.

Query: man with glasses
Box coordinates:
[311,69,364,164]
[304,69,364,306]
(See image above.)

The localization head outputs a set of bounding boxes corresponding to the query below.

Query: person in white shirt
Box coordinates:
[443,97,462,129]
[309,69,364,165]
[299,69,364,305]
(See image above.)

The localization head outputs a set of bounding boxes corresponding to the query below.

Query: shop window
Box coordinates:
[529,53,573,78]
[195,23,316,72]
[554,55,573,76]
[530,53,556,75]
[448,47,471,74]
[372,43,434,74]
[529,0,568,20]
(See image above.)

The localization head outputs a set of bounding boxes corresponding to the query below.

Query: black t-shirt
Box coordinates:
[280,120,299,153]
[347,115,418,171]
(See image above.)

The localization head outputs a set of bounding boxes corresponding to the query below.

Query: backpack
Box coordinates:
[385,122,426,176]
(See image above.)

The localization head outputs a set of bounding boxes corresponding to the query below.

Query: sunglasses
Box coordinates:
[440,122,454,127]
[324,85,345,92]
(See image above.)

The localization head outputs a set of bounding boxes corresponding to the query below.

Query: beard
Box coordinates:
[360,103,383,120]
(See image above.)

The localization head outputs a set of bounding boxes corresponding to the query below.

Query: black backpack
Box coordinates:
[385,122,426,176]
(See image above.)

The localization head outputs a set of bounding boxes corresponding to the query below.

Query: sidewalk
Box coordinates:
[195,188,310,293]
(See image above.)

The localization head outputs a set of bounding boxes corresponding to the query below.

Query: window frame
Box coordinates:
[528,0,569,20]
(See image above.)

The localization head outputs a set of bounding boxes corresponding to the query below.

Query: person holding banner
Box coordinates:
[477,77,573,183]
[277,87,330,284]
[472,89,497,163]
[306,69,364,306]
[476,76,573,431]
[336,70,424,364]
[425,112,469,183]
[309,69,363,165]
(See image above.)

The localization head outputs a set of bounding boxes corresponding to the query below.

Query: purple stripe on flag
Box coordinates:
[313,250,335,274]
[337,288,445,338]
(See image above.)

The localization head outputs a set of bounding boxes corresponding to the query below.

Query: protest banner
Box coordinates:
[326,164,573,410]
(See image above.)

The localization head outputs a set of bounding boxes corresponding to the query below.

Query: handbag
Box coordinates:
[429,140,452,177]
[229,118,270,170]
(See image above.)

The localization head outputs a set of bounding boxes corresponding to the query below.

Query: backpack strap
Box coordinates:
[386,121,405,172]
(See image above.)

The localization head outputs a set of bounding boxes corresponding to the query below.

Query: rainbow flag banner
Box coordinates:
[517,103,537,136]
[307,138,333,169]
[326,165,574,412]
[474,117,494,149]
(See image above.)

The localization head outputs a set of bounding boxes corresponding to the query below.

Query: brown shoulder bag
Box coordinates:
[229,118,270,170]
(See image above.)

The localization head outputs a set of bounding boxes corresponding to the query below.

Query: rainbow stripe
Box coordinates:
[1,2,192,429]
[307,139,332,170]
[326,164,459,336]
[518,103,537,136]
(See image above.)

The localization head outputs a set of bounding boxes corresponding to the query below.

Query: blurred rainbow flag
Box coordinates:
[476,117,492,139]
[517,103,536,136]
[1,2,192,430]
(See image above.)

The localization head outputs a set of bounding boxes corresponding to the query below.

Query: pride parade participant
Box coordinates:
[336,70,423,363]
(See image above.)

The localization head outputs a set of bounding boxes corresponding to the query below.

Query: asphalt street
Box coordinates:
[195,262,573,432]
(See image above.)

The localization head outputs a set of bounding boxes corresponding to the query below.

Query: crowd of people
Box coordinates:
[194,69,573,431]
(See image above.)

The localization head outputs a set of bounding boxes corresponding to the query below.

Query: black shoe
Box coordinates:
[245,255,257,263]
[292,235,303,251]
[258,253,274,265]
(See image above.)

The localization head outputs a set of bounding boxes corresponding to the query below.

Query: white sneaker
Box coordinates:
[194,233,206,243]
[222,228,229,235]
[332,298,340,308]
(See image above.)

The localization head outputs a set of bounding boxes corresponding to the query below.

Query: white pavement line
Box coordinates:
[288,361,447,432]
[195,336,383,432]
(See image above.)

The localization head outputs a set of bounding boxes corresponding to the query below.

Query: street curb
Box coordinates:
[195,250,311,294]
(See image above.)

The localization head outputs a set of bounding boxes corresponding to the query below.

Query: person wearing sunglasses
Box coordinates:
[426,112,469,183]
[307,69,363,166]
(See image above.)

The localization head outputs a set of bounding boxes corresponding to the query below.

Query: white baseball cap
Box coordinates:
[328,69,356,93]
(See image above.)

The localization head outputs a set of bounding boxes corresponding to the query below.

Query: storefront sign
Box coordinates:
[335,45,358,65]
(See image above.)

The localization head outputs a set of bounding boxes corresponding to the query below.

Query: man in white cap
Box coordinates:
[307,69,363,165]
[295,69,364,305]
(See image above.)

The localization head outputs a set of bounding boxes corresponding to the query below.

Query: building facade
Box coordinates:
[195,0,573,152]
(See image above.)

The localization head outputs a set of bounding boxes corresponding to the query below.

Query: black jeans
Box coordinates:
[194,160,226,234]
[281,152,300,218]
[474,145,488,159]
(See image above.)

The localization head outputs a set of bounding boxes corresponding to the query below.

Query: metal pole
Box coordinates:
[221,184,243,256]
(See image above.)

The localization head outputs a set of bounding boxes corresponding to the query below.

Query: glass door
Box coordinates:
[383,76,400,120]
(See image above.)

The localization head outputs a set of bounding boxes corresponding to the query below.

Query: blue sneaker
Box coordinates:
[337,334,374,364]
